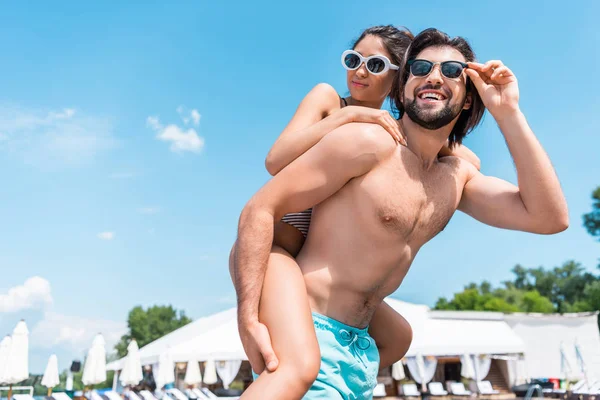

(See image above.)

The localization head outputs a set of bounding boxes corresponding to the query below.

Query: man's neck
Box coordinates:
[400,115,453,169]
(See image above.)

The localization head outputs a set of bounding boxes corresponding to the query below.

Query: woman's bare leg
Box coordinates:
[368,301,413,369]
[229,223,319,399]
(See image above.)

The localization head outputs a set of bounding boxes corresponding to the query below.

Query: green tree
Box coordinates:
[115,305,192,357]
[521,290,555,313]
[583,281,600,310]
[481,297,520,312]
[583,186,600,240]
[434,185,600,316]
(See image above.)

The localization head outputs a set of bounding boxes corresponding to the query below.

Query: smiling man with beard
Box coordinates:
[234,28,568,399]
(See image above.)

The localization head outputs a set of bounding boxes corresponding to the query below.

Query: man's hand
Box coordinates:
[466,60,519,120]
[238,319,279,375]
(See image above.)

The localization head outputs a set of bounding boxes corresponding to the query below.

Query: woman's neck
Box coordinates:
[346,96,385,110]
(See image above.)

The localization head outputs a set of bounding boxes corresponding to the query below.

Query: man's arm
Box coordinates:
[459,61,568,233]
[235,123,394,371]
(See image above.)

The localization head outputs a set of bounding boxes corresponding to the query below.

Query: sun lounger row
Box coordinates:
[386,380,501,398]
[80,387,237,400]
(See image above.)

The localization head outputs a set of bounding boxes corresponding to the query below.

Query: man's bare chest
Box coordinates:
[348,155,465,242]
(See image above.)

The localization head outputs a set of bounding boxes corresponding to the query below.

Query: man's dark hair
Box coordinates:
[390,28,486,147]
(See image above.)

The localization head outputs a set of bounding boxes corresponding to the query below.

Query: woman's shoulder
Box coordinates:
[306,83,343,116]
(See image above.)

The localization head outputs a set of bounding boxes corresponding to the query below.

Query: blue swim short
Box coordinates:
[253,312,380,399]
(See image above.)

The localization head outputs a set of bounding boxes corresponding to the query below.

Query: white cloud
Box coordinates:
[149,107,204,153]
[0,277,126,372]
[30,311,126,351]
[0,276,53,313]
[138,207,160,214]
[157,124,204,153]
[48,108,76,120]
[0,104,117,166]
[97,232,115,240]
[190,109,201,126]
[146,116,162,131]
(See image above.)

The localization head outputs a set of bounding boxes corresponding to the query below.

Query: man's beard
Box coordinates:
[404,94,466,130]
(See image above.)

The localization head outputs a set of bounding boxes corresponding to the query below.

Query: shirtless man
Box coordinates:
[234,28,568,398]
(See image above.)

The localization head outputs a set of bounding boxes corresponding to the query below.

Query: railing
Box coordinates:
[525,384,544,400]
[0,386,35,397]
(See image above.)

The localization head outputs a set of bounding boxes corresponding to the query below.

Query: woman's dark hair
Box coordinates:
[390,28,486,147]
[352,25,414,68]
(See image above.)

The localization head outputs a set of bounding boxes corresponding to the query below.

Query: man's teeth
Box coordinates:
[419,92,444,100]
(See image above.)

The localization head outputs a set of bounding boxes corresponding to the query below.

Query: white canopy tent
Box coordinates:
[170,317,245,362]
[386,298,526,356]
[108,299,525,370]
[505,312,600,380]
[107,298,600,383]
[107,308,238,370]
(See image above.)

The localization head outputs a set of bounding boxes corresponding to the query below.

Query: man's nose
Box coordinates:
[426,64,444,86]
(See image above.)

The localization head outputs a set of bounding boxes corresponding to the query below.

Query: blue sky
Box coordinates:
[0,1,598,373]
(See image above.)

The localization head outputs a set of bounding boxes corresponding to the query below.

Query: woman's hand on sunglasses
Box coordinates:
[466,60,520,119]
[345,106,407,146]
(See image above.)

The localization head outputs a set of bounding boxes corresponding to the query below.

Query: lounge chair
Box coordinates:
[139,391,159,400]
[373,383,387,397]
[572,381,587,393]
[105,392,123,400]
[450,382,472,396]
[429,382,449,396]
[200,388,239,400]
[190,389,210,400]
[586,382,600,395]
[125,392,143,400]
[52,393,72,400]
[167,389,189,400]
[477,381,500,395]
[402,383,421,397]
[88,391,107,400]
[13,395,35,400]
[185,389,198,400]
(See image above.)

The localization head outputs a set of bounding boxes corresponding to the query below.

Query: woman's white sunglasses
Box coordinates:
[341,50,399,75]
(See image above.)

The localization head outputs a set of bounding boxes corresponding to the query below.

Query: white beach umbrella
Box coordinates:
[82,334,107,386]
[155,350,175,390]
[41,354,60,392]
[120,340,143,386]
[0,336,12,384]
[203,359,218,385]
[184,359,202,386]
[5,320,29,384]
[460,353,475,379]
[392,360,406,380]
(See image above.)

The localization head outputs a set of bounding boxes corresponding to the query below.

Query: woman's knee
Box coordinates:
[277,347,321,392]
[393,315,413,359]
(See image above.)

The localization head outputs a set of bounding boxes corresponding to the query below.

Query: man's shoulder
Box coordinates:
[439,155,479,182]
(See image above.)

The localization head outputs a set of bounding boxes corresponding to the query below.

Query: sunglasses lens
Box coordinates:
[344,53,361,69]
[442,62,464,78]
[367,58,386,74]
[410,60,432,76]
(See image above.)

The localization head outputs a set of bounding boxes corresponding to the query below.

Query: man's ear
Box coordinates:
[463,92,472,111]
